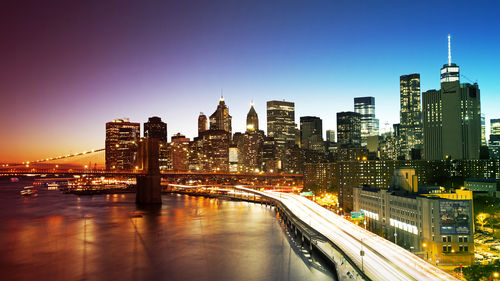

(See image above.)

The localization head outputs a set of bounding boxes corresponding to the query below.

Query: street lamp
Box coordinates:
[422,243,428,261]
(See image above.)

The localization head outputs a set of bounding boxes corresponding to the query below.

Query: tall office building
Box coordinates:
[489,119,500,160]
[326,130,336,143]
[198,113,207,135]
[400,74,423,159]
[170,133,190,171]
[144,116,167,141]
[267,100,298,171]
[300,116,324,151]
[105,119,140,170]
[336,111,361,147]
[481,114,487,146]
[209,96,232,135]
[354,97,379,146]
[423,35,481,160]
[241,104,265,172]
[261,136,278,172]
[246,103,259,132]
[191,130,230,172]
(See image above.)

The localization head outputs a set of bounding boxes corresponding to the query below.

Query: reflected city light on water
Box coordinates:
[0,179,335,281]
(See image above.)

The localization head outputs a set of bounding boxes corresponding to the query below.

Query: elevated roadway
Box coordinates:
[232,186,458,281]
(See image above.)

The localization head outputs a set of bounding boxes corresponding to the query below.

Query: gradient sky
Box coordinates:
[1,0,499,163]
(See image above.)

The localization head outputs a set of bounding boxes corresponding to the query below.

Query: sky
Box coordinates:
[1,0,499,163]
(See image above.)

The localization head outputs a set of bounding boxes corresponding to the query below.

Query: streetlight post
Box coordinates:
[422,243,428,261]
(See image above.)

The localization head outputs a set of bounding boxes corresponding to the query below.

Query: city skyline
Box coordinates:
[2,0,500,162]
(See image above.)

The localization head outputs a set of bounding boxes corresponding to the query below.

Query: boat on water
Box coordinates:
[47,183,59,190]
[10,177,19,183]
[20,186,37,196]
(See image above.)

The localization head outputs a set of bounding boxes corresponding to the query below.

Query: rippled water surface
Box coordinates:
[0,178,335,281]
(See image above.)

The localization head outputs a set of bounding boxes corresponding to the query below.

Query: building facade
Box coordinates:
[170,133,190,171]
[267,100,298,172]
[144,116,167,141]
[105,119,140,170]
[198,113,208,135]
[240,104,265,172]
[423,58,481,160]
[490,118,500,160]
[304,159,500,213]
[300,116,324,151]
[209,97,232,135]
[353,168,474,266]
[336,111,361,148]
[400,74,423,159]
[354,97,379,147]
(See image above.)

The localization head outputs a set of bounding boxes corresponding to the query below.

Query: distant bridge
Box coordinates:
[0,169,302,179]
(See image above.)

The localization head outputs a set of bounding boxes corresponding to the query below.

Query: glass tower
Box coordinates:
[354,97,378,147]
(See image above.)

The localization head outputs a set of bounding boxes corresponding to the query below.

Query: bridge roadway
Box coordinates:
[231,186,458,281]
[0,169,302,179]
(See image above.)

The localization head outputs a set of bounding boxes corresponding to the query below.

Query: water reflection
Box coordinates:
[0,179,335,281]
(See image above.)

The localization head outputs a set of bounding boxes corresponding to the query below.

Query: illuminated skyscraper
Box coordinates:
[489,118,500,160]
[400,74,423,159]
[326,129,336,143]
[267,100,298,171]
[354,97,379,146]
[336,111,361,148]
[170,133,190,171]
[144,116,167,141]
[481,114,486,146]
[241,103,265,172]
[209,96,232,135]
[246,103,259,132]
[198,113,207,135]
[300,116,324,151]
[105,118,140,170]
[191,130,230,172]
[423,35,481,160]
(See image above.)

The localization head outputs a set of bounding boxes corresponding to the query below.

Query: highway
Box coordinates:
[235,186,458,281]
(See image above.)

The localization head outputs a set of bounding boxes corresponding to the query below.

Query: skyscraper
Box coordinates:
[267,100,298,171]
[481,114,487,146]
[246,102,259,132]
[241,103,265,172]
[209,96,232,135]
[489,118,500,160]
[336,111,361,148]
[326,129,336,143]
[400,74,423,159]
[423,35,481,160]
[105,118,140,170]
[191,130,230,172]
[354,97,379,146]
[198,113,207,135]
[170,133,190,171]
[300,116,324,151]
[144,116,167,141]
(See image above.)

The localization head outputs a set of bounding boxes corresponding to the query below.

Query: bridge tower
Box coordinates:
[136,138,162,205]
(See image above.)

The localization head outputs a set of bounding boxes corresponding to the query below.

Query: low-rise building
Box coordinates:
[464,178,500,198]
[353,167,474,266]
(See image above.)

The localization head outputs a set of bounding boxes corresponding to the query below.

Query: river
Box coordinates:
[0,178,335,281]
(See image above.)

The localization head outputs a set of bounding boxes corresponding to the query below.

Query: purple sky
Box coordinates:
[1,0,499,162]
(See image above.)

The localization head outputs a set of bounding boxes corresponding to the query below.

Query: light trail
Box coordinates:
[233,186,458,281]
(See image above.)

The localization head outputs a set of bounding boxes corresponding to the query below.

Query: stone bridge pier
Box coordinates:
[136,138,162,205]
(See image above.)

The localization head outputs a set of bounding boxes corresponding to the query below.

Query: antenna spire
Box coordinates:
[448,34,451,66]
